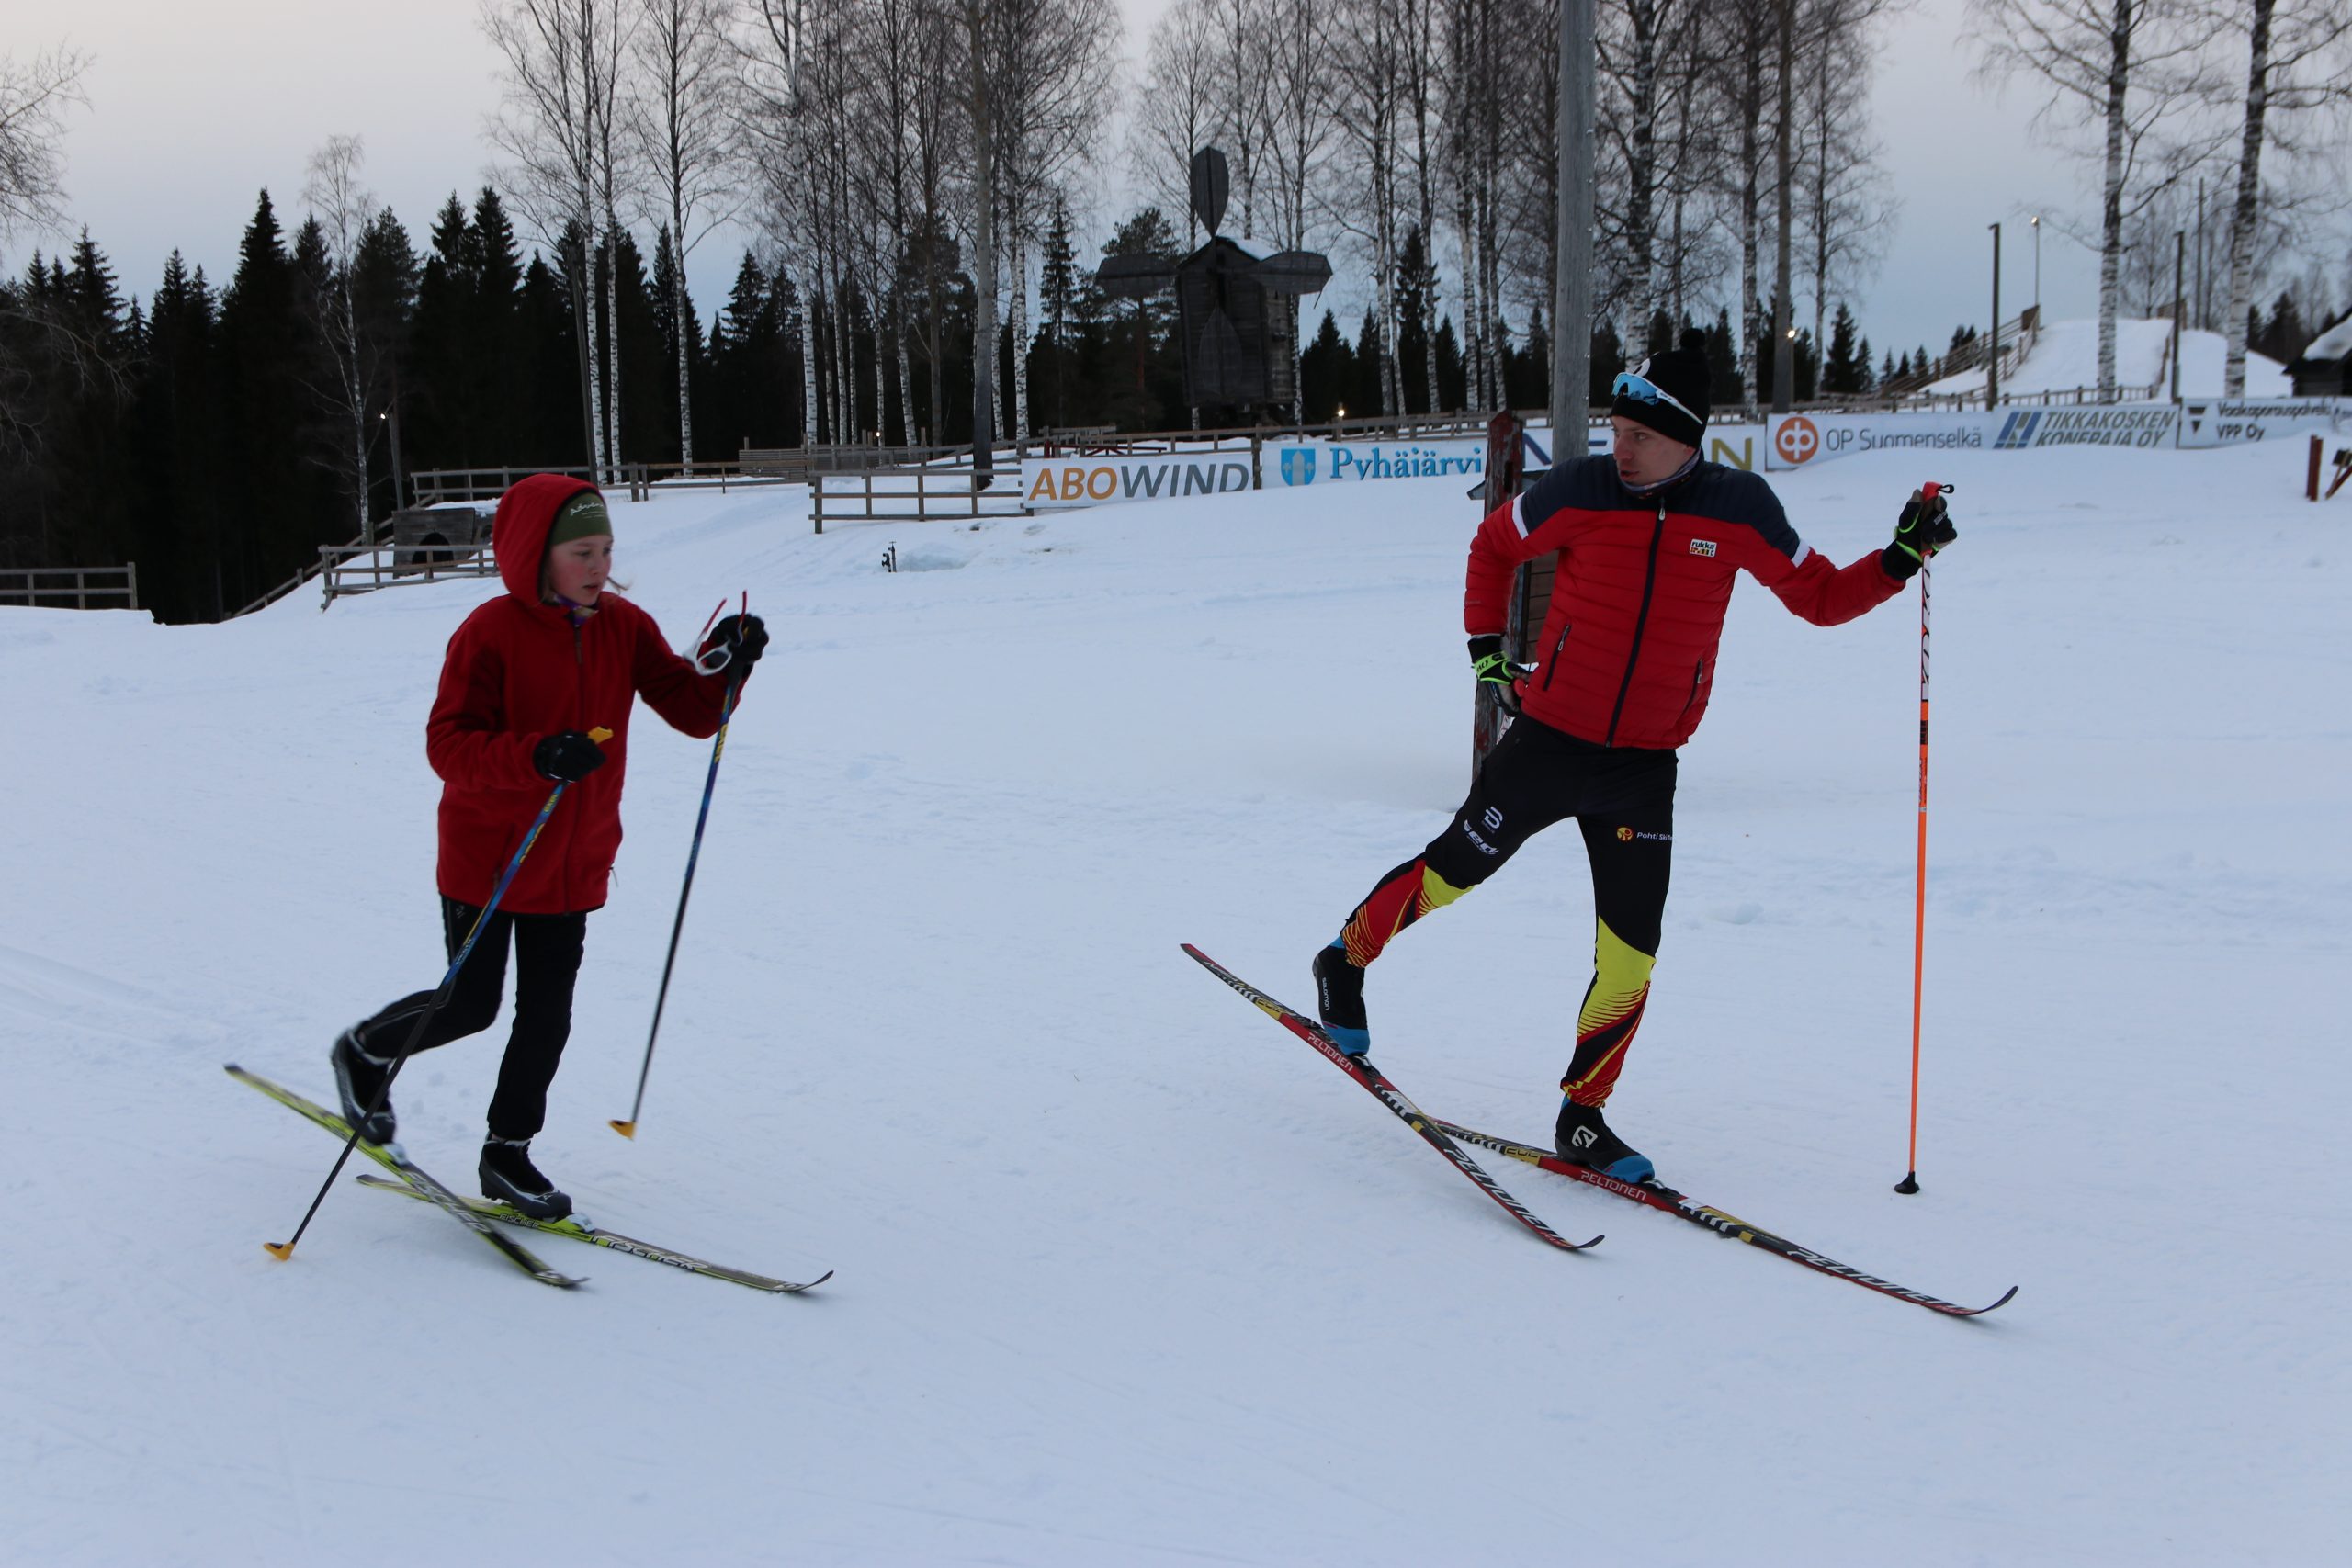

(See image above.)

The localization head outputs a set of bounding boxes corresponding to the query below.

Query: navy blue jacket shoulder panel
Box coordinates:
[1520,453,1799,558]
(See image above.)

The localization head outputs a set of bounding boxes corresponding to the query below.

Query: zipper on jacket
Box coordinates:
[1603,502,1668,746]
[1539,620,1573,689]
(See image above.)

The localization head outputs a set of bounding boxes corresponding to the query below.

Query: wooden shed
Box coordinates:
[2287,312,2352,396]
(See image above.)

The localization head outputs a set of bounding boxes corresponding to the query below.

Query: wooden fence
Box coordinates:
[319,543,499,604]
[810,468,1031,533]
[0,564,140,611]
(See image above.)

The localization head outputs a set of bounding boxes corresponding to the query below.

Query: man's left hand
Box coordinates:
[1883,490,1957,579]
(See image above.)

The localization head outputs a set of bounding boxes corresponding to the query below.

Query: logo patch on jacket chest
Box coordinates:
[1689,537,1719,558]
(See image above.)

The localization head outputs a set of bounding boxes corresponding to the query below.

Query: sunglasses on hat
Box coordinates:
[1611,370,1701,427]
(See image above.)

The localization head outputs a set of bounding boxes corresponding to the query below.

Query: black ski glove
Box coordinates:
[533,730,607,783]
[1883,489,1957,580]
[699,613,768,673]
[1468,634,1532,716]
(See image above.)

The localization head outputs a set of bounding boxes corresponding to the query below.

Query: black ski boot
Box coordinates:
[1555,1100,1656,1184]
[1312,942,1371,1057]
[330,1028,398,1146]
[480,1136,573,1221]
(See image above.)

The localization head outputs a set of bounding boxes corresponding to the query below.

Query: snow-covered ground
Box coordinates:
[4,441,2346,1564]
[1928,316,2292,399]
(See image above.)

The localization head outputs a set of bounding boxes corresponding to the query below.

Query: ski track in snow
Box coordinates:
[2,442,2346,1564]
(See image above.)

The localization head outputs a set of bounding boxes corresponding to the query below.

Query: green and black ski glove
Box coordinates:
[1468,634,1532,715]
[1883,489,1958,580]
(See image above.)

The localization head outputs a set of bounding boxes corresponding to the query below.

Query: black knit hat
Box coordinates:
[1612,328,1712,448]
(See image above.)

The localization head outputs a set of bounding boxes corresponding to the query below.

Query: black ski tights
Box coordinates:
[350,897,588,1141]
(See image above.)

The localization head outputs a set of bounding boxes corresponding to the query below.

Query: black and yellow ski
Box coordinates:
[227,1064,582,1289]
[354,1175,829,1294]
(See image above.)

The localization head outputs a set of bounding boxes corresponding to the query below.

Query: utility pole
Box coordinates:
[1770,1,1796,412]
[1987,222,2002,410]
[2195,180,2207,330]
[1552,0,1594,451]
[2172,231,2186,404]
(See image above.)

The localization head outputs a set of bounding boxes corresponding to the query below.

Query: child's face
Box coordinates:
[545,536,613,604]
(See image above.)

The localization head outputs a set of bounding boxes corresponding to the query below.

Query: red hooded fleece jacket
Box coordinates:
[427,474,737,915]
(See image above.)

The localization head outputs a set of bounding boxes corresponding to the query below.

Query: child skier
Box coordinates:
[331,473,766,1219]
[1312,330,1955,1185]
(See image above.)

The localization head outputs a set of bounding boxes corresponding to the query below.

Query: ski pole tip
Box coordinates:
[1894,1173,1921,1194]
[608,1119,637,1139]
[263,1241,295,1260]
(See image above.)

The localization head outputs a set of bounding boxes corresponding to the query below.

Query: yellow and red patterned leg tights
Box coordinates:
[1559,919,1657,1108]
[1337,858,1472,967]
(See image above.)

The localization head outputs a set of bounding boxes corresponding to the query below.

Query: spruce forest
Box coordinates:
[2,0,2345,623]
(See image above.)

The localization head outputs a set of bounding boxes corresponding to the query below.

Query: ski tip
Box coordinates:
[1969,1285,2020,1316]
[608,1119,637,1139]
[262,1241,294,1261]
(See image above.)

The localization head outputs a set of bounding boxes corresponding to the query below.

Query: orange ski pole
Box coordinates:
[1895,482,1949,1195]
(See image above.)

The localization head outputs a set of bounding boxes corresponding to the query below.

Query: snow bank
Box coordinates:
[3,443,2346,1564]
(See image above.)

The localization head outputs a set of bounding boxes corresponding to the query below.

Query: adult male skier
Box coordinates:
[1311,329,1956,1183]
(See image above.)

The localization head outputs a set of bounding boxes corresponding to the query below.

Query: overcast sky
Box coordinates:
[24,0,2120,367]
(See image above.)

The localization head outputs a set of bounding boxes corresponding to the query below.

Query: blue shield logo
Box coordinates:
[1281,448,1317,486]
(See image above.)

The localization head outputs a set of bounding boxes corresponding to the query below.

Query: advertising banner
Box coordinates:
[1766,406,2180,469]
[1023,453,1256,509]
[1263,440,1487,488]
[2176,397,2352,448]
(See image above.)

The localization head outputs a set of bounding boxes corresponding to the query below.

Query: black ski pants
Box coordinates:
[351,897,588,1142]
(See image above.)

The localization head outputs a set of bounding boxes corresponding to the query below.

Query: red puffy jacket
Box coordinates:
[427,473,737,914]
[1465,456,1903,750]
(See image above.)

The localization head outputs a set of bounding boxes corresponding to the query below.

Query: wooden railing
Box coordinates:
[810,468,1031,533]
[319,543,498,604]
[0,563,140,611]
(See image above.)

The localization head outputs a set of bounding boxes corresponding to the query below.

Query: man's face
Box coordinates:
[1611,416,1696,489]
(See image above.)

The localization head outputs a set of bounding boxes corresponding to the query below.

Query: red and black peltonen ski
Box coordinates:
[1183,944,1600,1252]
[1427,1118,2015,1319]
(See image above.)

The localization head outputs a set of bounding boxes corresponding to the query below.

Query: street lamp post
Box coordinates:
[2030,215,2041,319]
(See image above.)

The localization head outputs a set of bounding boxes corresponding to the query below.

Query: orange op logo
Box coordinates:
[1774,417,1821,464]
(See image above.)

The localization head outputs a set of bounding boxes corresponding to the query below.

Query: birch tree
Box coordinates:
[2207,0,2352,390]
[1133,0,1227,245]
[741,0,836,447]
[485,0,629,474]
[1258,0,1335,423]
[300,137,381,543]
[1796,2,1894,354]
[1971,0,2202,400]
[630,0,742,469]
[993,0,1117,443]
[0,45,89,251]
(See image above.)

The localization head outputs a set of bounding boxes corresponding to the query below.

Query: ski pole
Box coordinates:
[611,606,748,1138]
[265,726,611,1261]
[1895,483,1948,1196]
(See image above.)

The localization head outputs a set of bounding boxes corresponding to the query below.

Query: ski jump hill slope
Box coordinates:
[1928,315,2293,399]
[2,441,2345,1564]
